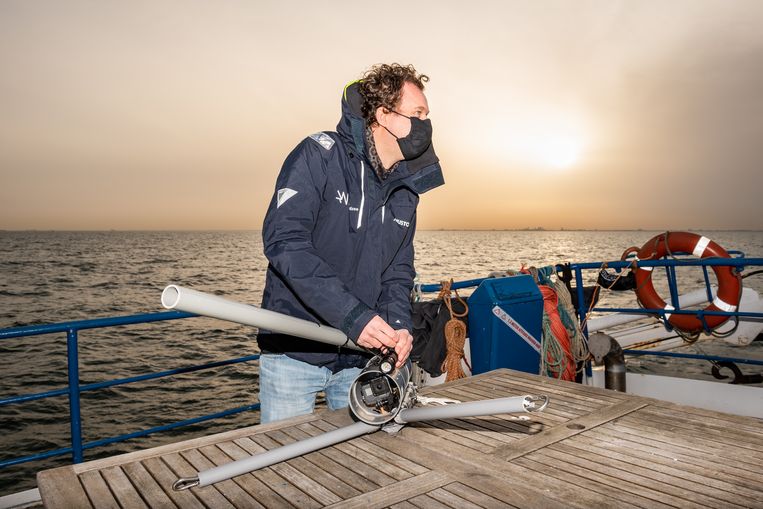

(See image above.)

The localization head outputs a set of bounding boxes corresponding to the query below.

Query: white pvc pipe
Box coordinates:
[176,421,379,489]
[396,395,548,424]
[172,394,550,490]
[161,285,361,351]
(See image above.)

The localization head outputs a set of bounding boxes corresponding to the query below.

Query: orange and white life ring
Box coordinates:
[634,232,741,333]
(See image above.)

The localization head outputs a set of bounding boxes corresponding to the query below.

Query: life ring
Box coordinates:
[634,231,741,333]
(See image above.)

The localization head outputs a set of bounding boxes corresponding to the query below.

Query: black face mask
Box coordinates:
[381,111,433,161]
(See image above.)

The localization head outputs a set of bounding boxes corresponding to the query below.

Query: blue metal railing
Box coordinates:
[0,311,260,470]
[416,255,763,368]
[418,256,763,323]
[567,256,763,330]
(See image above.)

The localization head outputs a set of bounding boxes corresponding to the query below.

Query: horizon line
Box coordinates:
[2,228,762,233]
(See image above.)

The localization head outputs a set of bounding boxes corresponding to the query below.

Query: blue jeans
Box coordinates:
[258,353,362,424]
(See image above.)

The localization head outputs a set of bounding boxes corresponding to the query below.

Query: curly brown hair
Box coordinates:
[358,64,429,127]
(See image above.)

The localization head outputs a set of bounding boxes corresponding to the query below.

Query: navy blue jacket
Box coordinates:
[259,82,444,372]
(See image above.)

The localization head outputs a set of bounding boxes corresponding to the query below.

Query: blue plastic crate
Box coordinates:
[467,275,544,375]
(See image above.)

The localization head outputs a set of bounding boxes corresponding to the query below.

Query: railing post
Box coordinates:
[66,328,84,463]
[574,266,587,332]
[666,264,680,308]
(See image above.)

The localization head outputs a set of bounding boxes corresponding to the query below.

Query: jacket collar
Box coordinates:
[337,81,445,195]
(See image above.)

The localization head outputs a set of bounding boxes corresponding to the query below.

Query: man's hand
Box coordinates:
[357,316,414,369]
[357,315,398,351]
[392,329,413,368]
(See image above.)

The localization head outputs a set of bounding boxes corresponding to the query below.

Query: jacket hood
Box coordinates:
[337,81,445,195]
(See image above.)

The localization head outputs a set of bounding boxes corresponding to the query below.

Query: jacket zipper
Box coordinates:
[357,160,365,229]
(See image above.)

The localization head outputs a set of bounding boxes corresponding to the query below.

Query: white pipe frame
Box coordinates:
[161,285,362,351]
[163,285,550,491]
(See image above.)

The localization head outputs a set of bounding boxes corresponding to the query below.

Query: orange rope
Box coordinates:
[539,285,576,381]
[439,279,469,381]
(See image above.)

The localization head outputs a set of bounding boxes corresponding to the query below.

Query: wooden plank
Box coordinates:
[534,446,734,509]
[202,440,342,506]
[237,434,379,494]
[221,432,354,502]
[567,433,763,504]
[122,461,178,508]
[37,467,92,509]
[238,437,360,500]
[319,443,400,487]
[194,445,267,508]
[329,440,418,481]
[71,412,317,474]
[352,437,430,476]
[249,466,322,508]
[442,482,518,509]
[550,441,750,508]
[141,457,206,509]
[283,423,415,481]
[78,470,119,509]
[388,502,419,509]
[493,398,647,461]
[216,440,294,508]
[182,447,267,508]
[323,471,451,509]
[162,452,236,509]
[100,466,149,509]
[622,407,763,453]
[609,417,763,472]
[415,417,514,448]
[403,420,497,454]
[512,454,675,509]
[309,420,429,476]
[427,487,483,509]
[649,398,763,432]
[407,493,453,509]
[228,436,321,508]
[581,426,763,492]
[256,427,400,488]
[364,426,598,509]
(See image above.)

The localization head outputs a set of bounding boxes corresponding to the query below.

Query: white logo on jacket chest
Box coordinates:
[335,190,349,205]
[394,218,410,228]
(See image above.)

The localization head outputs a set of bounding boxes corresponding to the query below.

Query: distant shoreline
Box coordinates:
[2,228,762,233]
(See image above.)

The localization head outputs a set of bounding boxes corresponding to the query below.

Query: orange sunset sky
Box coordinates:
[1,0,762,231]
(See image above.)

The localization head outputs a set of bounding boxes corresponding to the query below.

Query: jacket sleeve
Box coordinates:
[262,139,377,342]
[377,210,417,333]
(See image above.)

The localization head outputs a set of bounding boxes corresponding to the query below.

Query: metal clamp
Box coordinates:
[522,395,550,413]
[172,476,200,491]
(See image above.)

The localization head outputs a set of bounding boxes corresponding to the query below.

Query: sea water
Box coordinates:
[1,230,762,494]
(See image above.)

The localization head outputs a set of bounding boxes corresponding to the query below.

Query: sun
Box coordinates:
[475,109,589,171]
[538,135,584,169]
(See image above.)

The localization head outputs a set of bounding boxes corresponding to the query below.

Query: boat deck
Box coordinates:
[37,369,763,508]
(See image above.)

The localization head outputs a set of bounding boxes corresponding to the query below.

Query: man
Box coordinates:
[258,64,444,423]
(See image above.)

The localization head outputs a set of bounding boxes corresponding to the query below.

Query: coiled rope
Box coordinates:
[549,278,590,367]
[437,279,469,381]
[527,266,588,380]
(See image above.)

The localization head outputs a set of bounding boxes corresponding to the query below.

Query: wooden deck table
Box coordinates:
[37,369,763,508]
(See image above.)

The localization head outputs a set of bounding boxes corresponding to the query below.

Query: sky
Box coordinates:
[1,0,762,231]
